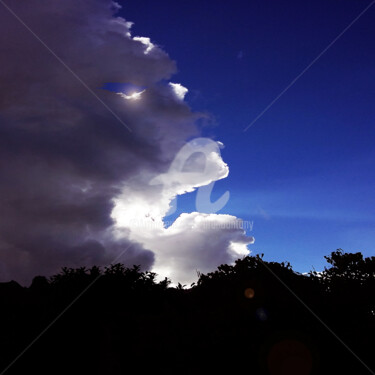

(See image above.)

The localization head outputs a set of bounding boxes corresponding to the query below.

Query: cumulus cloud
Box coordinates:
[111,138,254,285]
[0,0,253,285]
[138,212,252,286]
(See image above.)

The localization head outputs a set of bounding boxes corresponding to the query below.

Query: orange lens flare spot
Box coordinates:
[244,287,255,299]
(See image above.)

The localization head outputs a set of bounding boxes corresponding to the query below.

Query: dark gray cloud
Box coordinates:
[0,0,198,284]
[0,0,254,286]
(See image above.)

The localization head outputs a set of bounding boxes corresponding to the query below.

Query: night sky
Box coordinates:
[0,0,374,284]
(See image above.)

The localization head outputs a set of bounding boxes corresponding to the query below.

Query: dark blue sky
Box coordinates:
[119,0,375,272]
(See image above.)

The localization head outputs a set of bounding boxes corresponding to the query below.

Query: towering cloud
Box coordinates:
[0,0,253,285]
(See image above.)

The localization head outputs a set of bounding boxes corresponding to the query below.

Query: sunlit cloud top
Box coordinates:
[118,89,146,100]
[169,82,188,100]
[133,36,155,54]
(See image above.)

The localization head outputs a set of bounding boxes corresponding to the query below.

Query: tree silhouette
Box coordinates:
[0,250,373,375]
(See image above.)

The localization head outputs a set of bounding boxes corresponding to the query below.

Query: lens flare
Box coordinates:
[244,287,255,299]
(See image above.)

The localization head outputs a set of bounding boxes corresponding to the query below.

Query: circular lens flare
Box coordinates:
[244,287,255,299]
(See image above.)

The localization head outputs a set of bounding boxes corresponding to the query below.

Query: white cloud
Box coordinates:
[169,82,188,100]
[151,213,254,285]
[111,138,254,285]
[133,36,155,54]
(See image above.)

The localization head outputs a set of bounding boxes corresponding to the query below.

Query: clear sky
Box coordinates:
[120,0,375,272]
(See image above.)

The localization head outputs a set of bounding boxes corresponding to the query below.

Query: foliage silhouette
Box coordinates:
[0,250,373,375]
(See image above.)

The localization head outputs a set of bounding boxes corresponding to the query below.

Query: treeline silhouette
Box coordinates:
[0,250,374,375]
